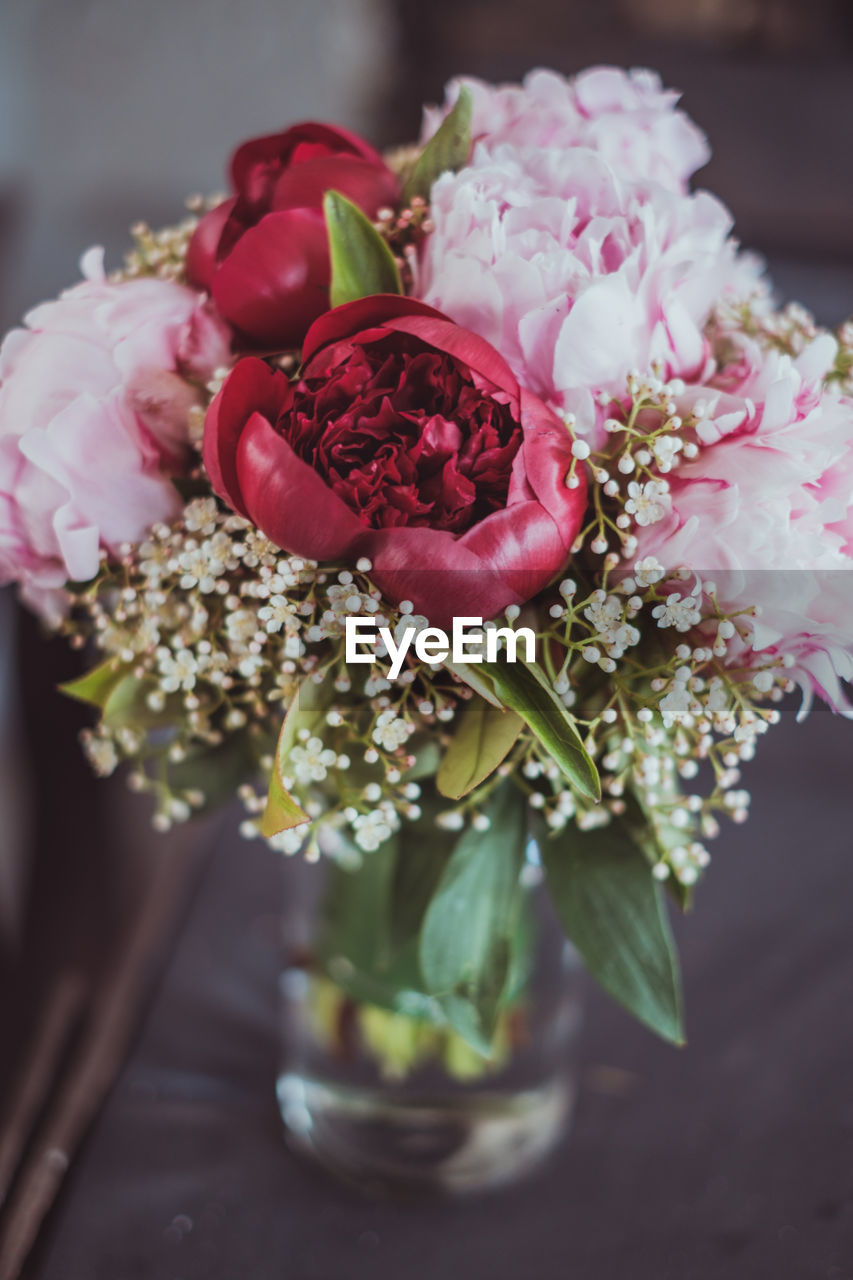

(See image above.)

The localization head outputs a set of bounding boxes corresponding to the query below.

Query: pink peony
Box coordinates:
[0,249,231,622]
[419,68,761,448]
[634,334,853,713]
[422,67,710,194]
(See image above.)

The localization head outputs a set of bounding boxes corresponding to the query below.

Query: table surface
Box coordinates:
[26,704,853,1280]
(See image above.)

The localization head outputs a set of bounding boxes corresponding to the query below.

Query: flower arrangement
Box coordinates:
[4,66,853,1066]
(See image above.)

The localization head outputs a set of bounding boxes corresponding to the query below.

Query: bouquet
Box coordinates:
[3,67,852,1079]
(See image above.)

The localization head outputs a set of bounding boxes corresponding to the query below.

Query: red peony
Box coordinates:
[203,296,586,625]
[187,123,399,351]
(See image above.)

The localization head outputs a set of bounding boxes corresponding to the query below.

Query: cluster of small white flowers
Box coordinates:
[117,198,216,284]
[582,591,640,659]
[567,366,704,567]
[372,709,416,752]
[624,479,671,528]
[288,734,340,785]
[651,589,703,634]
[64,495,475,846]
[534,507,792,882]
[80,730,119,778]
[351,803,401,852]
[710,292,817,362]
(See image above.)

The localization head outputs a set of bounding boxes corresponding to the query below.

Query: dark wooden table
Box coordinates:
[21,701,853,1280]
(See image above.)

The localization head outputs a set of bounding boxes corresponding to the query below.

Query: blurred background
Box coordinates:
[0,1,852,1274]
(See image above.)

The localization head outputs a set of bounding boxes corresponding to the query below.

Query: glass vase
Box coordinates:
[276,827,584,1196]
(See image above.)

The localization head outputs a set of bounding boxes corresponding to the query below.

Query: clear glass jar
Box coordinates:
[276,829,584,1196]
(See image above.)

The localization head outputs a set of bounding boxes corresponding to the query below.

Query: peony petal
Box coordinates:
[231,122,389,211]
[384,314,519,399]
[203,358,287,514]
[235,410,366,561]
[185,198,238,289]
[515,388,587,534]
[301,296,449,367]
[364,525,522,628]
[304,301,520,399]
[18,392,180,572]
[457,500,571,605]
[211,210,331,349]
[272,154,398,217]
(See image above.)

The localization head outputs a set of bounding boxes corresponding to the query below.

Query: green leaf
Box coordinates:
[540,818,684,1045]
[419,782,526,1048]
[318,832,399,978]
[481,656,601,802]
[60,658,127,710]
[323,190,402,307]
[402,735,442,782]
[102,674,175,730]
[437,696,523,799]
[260,763,309,837]
[388,812,453,954]
[403,86,473,204]
[445,659,503,707]
[314,832,446,1020]
[62,659,177,730]
[260,677,330,837]
[436,994,495,1059]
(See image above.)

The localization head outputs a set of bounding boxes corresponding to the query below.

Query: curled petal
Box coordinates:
[457,502,571,608]
[185,198,237,290]
[302,297,466,367]
[211,210,330,350]
[383,314,520,400]
[203,357,287,513]
[272,154,398,217]
[364,526,521,629]
[515,388,585,536]
[235,411,366,561]
[231,121,390,212]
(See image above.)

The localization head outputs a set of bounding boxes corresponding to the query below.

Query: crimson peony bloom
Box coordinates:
[187,123,399,351]
[203,297,586,625]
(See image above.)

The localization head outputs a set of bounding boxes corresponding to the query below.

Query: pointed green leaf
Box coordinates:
[481,656,601,801]
[60,658,127,710]
[437,696,523,799]
[540,818,684,1045]
[419,782,526,1049]
[324,190,402,307]
[403,86,473,204]
[388,809,453,954]
[260,763,310,837]
[260,677,330,837]
[436,994,495,1059]
[317,832,399,976]
[445,659,503,707]
[402,735,442,782]
[62,658,178,729]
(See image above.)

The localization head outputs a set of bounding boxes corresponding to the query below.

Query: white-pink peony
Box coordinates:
[635,334,853,713]
[0,248,230,622]
[419,67,762,446]
[422,67,711,194]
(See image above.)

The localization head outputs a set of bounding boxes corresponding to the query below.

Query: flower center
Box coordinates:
[282,334,522,534]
